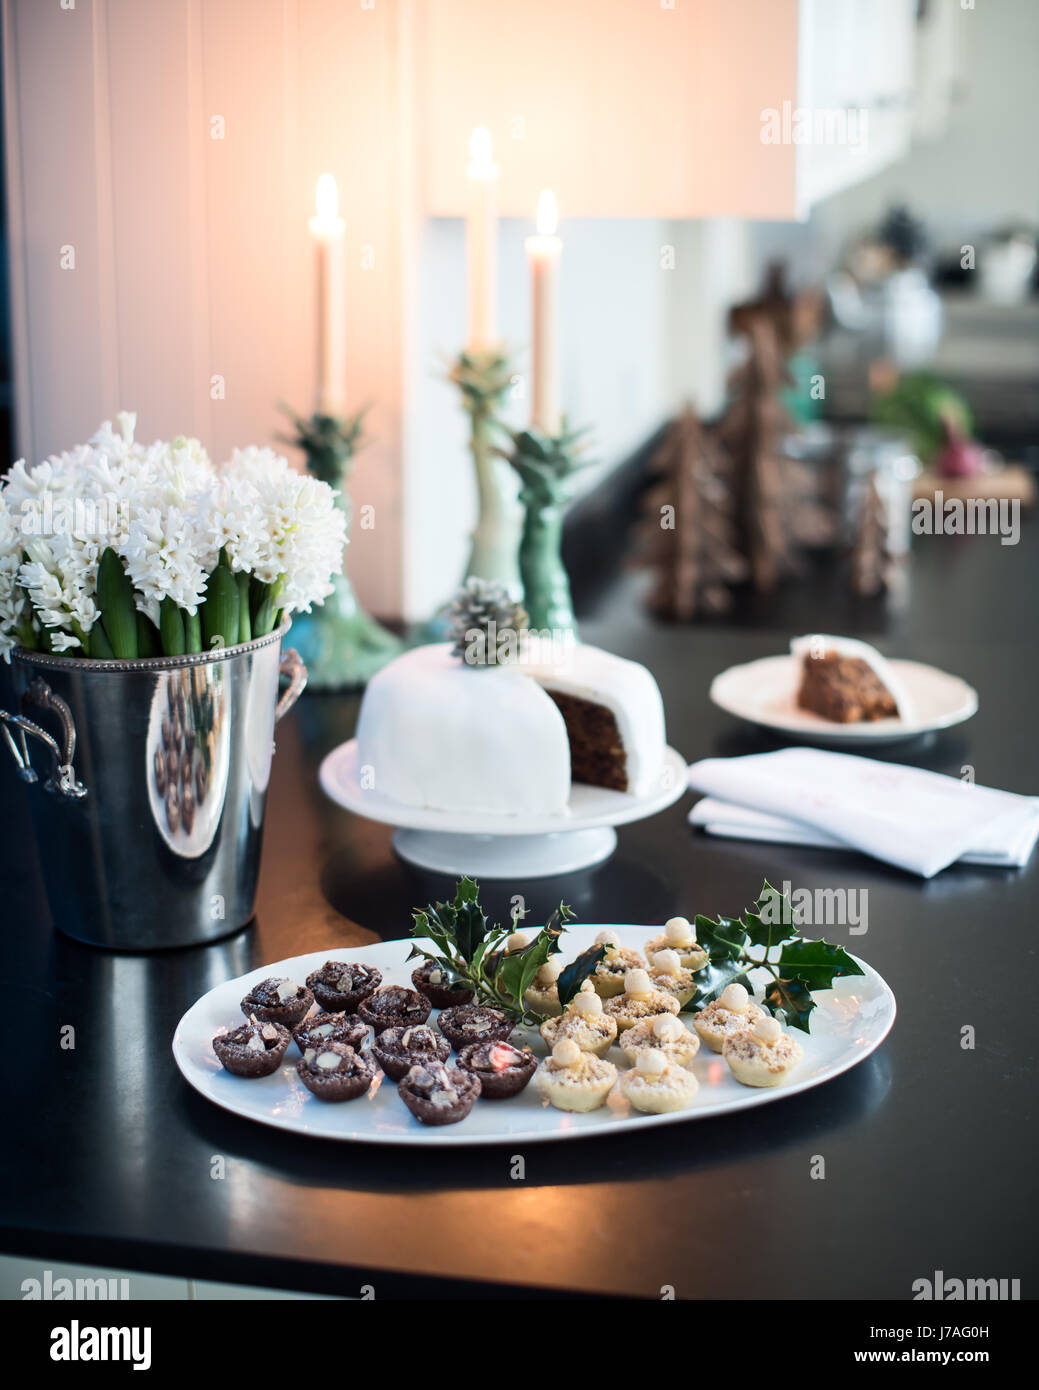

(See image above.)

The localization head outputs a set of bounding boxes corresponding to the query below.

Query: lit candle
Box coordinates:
[465,126,498,351]
[525,189,562,435]
[309,172,346,416]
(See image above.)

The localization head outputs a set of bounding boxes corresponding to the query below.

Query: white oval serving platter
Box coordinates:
[172,925,895,1147]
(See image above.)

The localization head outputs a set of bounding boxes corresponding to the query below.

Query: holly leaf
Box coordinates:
[777,938,865,991]
[694,913,747,962]
[762,975,816,1033]
[557,944,607,1007]
[743,881,799,951]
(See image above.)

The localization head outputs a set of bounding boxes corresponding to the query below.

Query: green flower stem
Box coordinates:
[236,571,251,643]
[184,609,202,654]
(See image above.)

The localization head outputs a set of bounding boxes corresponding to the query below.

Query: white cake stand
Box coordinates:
[319,740,689,877]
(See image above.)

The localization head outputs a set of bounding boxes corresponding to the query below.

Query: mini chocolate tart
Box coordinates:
[292,1010,370,1056]
[371,1023,451,1080]
[456,1040,537,1098]
[410,958,474,1009]
[213,1020,291,1077]
[296,1043,375,1101]
[436,1003,513,1052]
[240,976,314,1029]
[306,960,383,1013]
[357,984,431,1035]
[397,1062,481,1126]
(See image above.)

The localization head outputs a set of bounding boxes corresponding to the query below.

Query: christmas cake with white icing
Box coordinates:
[355,580,667,816]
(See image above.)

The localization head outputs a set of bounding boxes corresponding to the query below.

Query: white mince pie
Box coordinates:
[539,982,618,1057]
[603,968,680,1033]
[524,955,565,1017]
[644,916,708,972]
[647,948,697,1007]
[590,930,646,998]
[618,1047,699,1114]
[692,982,765,1053]
[723,1014,804,1088]
[621,1011,700,1068]
[537,1038,618,1113]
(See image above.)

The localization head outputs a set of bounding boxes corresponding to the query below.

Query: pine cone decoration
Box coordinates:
[447,578,529,666]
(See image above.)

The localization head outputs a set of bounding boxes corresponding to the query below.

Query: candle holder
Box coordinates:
[502,423,591,637]
[450,347,524,599]
[279,405,402,689]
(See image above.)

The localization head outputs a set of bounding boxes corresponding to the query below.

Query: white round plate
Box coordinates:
[710,655,977,745]
[319,741,689,834]
[172,925,895,1147]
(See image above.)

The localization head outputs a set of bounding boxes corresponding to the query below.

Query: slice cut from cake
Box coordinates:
[791,634,914,724]
[354,640,667,817]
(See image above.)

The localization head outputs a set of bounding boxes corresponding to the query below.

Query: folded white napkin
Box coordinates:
[687,747,1039,877]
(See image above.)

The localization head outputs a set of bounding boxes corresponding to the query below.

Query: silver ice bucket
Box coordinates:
[0,625,306,950]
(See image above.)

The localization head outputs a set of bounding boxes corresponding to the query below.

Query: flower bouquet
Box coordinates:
[0,412,346,661]
[0,414,345,950]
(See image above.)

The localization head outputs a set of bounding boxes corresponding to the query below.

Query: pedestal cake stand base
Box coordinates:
[319,741,688,879]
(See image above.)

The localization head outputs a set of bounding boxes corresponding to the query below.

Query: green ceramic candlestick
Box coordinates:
[279,405,402,689]
[504,425,591,637]
[450,348,523,599]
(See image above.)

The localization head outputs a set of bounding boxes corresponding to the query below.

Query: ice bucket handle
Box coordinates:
[0,677,87,799]
[275,648,307,722]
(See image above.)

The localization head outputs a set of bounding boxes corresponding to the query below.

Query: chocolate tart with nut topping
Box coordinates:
[456,1040,537,1098]
[356,984,431,1035]
[397,1061,481,1126]
[213,1019,291,1078]
[295,1042,375,1101]
[410,958,474,1009]
[436,1003,513,1052]
[292,1010,370,1056]
[371,1023,451,1081]
[239,977,314,1029]
[306,960,382,1014]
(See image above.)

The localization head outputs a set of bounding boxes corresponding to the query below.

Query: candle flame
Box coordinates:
[536,189,558,237]
[468,125,495,175]
[315,172,339,223]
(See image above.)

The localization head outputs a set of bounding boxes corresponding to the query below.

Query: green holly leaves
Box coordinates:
[693,881,866,1034]
[408,879,586,1024]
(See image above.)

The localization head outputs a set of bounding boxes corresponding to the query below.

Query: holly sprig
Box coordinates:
[691,882,865,1034]
[407,877,603,1026]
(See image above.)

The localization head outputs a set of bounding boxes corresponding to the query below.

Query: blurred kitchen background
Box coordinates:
[2,0,1036,626]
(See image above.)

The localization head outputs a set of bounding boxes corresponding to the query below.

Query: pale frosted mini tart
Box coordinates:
[306,960,382,1014]
[590,930,646,997]
[647,949,697,1007]
[240,976,314,1029]
[410,958,473,1009]
[539,983,618,1056]
[537,1038,618,1113]
[692,982,765,1053]
[618,1047,699,1114]
[397,1061,481,1126]
[723,1014,804,1088]
[603,968,680,1032]
[357,984,431,1035]
[213,1019,290,1077]
[292,1010,369,1056]
[370,1023,451,1081]
[296,1042,375,1101]
[644,916,709,972]
[524,955,565,1016]
[456,1040,538,1098]
[620,1011,700,1068]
